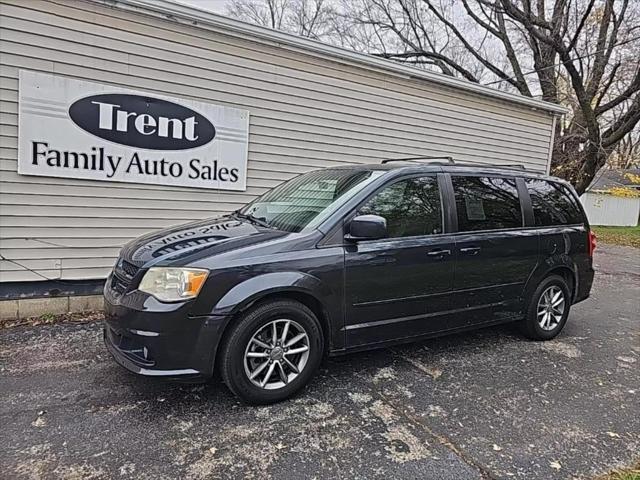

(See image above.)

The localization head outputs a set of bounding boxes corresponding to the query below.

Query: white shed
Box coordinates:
[580,169,640,227]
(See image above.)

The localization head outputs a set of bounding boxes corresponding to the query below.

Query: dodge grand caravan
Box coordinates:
[104,160,596,404]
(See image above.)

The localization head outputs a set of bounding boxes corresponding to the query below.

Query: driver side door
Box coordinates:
[344,175,456,348]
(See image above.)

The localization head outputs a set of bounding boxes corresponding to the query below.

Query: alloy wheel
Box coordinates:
[243,319,310,390]
[537,285,565,331]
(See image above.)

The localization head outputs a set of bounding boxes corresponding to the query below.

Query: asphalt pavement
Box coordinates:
[1,244,638,479]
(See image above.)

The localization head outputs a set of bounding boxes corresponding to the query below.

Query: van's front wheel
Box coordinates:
[219,299,324,404]
[521,275,571,340]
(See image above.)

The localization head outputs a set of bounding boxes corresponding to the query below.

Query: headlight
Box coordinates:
[138,267,209,302]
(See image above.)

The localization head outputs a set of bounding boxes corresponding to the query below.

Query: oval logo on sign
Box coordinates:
[68,94,215,150]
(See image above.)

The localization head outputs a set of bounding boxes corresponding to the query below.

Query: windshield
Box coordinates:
[240,168,385,233]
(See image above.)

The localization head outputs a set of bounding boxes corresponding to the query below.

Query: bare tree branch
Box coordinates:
[585,0,627,97]
[602,93,640,147]
[372,51,479,81]
[595,62,640,114]
[421,0,529,94]
[567,0,596,52]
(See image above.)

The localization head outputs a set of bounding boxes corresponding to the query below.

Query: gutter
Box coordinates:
[95,0,568,115]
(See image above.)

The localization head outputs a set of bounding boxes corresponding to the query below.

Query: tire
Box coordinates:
[219,299,324,404]
[520,275,571,340]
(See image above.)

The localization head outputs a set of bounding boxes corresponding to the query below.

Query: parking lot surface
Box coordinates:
[1,245,638,479]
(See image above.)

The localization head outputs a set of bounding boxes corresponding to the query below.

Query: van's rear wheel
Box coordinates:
[521,275,571,340]
[219,299,323,404]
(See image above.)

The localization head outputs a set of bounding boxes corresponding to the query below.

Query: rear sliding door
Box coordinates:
[449,175,539,325]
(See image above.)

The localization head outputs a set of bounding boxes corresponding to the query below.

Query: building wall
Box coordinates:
[580,193,640,227]
[0,0,556,283]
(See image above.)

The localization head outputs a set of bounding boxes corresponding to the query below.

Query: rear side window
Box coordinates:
[359,176,442,238]
[452,176,522,232]
[526,179,584,226]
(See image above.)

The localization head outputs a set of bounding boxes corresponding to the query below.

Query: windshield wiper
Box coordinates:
[232,210,274,229]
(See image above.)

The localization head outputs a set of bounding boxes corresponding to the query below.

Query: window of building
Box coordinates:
[452,176,522,232]
[359,176,442,238]
[526,179,584,226]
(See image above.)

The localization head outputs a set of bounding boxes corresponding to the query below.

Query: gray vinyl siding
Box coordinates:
[0,0,555,283]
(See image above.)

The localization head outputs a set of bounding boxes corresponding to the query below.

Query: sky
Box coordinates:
[175,0,227,14]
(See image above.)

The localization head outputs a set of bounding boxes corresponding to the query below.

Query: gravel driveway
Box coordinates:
[1,244,638,479]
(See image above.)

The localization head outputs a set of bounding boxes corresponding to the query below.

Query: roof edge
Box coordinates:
[95,0,568,115]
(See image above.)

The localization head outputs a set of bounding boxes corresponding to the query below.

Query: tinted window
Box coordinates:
[359,177,442,238]
[452,176,522,231]
[526,179,584,226]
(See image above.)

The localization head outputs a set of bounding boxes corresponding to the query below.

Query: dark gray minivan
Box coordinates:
[104,160,596,404]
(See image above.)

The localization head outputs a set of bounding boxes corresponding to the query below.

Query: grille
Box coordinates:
[110,274,129,296]
[120,260,139,278]
[109,257,139,296]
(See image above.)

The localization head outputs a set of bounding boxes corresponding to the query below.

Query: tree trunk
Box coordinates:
[551,142,610,195]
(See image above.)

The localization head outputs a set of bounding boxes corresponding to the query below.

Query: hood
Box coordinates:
[120,215,287,266]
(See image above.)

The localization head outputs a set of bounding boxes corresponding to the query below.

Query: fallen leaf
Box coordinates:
[492,444,502,452]
[32,416,46,427]
[209,447,217,454]
[606,432,620,438]
[616,356,636,364]
[550,461,562,470]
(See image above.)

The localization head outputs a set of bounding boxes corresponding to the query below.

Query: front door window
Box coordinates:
[358,176,443,237]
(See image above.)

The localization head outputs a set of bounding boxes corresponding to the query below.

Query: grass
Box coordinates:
[595,461,640,480]
[592,225,640,248]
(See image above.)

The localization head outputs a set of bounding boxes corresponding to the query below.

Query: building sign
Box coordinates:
[18,70,249,191]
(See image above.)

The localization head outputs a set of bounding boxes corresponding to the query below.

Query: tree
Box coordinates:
[610,130,640,168]
[226,0,639,193]
[339,0,640,194]
[226,0,338,40]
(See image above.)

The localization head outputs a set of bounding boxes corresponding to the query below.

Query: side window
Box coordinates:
[359,176,442,238]
[526,179,584,226]
[452,176,522,232]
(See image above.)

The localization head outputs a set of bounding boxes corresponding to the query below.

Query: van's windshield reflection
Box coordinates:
[239,169,385,232]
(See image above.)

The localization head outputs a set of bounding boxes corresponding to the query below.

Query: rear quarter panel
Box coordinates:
[526,225,592,302]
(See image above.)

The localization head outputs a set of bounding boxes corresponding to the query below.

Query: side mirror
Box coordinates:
[346,214,387,241]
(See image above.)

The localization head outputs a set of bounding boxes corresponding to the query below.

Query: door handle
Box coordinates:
[427,248,451,257]
[460,246,481,255]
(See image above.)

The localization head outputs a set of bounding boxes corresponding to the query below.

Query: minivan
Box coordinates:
[104,159,596,404]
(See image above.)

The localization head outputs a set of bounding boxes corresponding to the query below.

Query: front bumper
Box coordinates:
[103,286,228,381]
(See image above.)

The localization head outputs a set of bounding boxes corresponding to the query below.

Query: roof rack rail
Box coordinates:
[381,157,529,171]
[381,156,455,164]
[453,161,527,171]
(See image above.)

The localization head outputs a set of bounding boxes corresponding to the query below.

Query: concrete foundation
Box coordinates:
[0,295,104,321]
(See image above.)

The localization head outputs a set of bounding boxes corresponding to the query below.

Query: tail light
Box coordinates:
[588,230,597,257]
